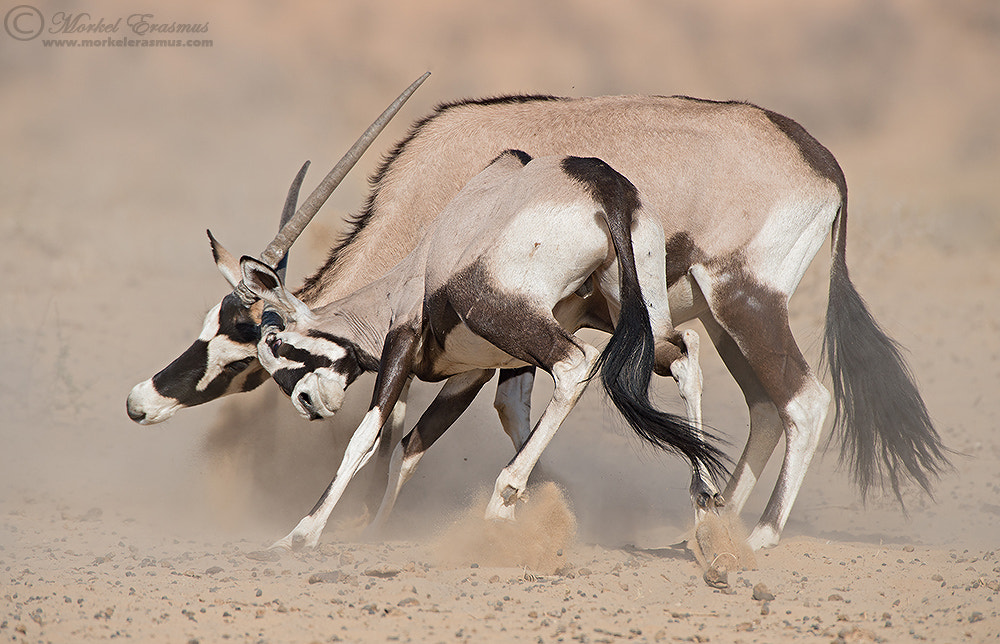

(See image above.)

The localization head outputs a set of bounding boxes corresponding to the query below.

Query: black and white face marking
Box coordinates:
[126,293,266,424]
[257,327,373,420]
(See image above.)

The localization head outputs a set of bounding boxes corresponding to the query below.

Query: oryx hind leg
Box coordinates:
[485,338,600,522]
[690,265,830,550]
[456,298,599,522]
[699,315,783,516]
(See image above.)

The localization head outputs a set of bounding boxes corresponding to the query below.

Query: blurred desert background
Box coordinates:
[2,1,999,642]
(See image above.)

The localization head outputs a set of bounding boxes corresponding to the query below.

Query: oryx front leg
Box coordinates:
[494,366,535,450]
[271,407,388,551]
[362,380,410,517]
[485,343,600,522]
[272,327,418,551]
[369,369,493,532]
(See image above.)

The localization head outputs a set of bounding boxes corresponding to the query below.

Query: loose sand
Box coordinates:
[3,1,999,642]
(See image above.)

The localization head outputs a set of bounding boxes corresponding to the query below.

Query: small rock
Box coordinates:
[309,571,350,584]
[833,626,881,643]
[752,583,775,601]
[969,611,984,623]
[246,550,281,562]
[205,566,223,575]
[364,566,401,579]
[903,545,915,552]
[317,544,339,557]
[397,597,420,608]
[339,552,355,566]
[828,593,845,602]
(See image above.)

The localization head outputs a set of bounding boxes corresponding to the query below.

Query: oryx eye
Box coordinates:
[224,357,254,374]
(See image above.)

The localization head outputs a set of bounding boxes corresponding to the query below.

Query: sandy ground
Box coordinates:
[2,1,999,642]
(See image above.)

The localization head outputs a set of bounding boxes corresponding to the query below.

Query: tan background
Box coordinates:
[2,1,998,641]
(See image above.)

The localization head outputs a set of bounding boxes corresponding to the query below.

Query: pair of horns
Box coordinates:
[233,71,430,305]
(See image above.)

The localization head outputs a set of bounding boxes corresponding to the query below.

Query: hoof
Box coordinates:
[485,497,517,522]
[703,565,729,589]
[746,524,780,551]
[695,492,726,511]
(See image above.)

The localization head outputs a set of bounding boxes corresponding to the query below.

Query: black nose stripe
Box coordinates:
[151,340,209,398]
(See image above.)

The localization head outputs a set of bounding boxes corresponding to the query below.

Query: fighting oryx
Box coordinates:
[220,150,728,551]
[129,89,947,550]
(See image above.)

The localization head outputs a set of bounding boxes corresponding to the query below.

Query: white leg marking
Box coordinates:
[271,406,386,550]
[747,378,830,550]
[484,344,599,522]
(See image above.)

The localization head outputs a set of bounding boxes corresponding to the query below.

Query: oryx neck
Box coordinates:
[312,262,420,363]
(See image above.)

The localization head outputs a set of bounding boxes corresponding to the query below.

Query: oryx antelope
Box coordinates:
[224,150,728,551]
[128,88,947,550]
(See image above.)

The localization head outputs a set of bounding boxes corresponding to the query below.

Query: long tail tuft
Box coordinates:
[597,295,730,483]
[822,205,950,507]
[559,155,729,484]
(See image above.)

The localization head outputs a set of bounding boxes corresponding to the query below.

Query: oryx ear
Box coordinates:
[208,230,242,290]
[240,256,313,322]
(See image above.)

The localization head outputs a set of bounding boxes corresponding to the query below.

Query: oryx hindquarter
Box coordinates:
[129,92,948,550]
[232,152,727,551]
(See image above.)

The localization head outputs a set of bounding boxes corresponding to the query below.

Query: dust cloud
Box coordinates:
[431,482,578,574]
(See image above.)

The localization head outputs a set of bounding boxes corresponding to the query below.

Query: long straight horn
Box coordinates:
[258,71,430,269]
[274,160,311,283]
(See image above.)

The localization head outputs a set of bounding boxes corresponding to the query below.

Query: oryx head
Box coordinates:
[238,258,379,420]
[125,162,307,425]
[126,73,429,425]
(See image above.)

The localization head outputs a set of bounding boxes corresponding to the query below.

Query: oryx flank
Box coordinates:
[128,88,947,551]
[226,151,726,551]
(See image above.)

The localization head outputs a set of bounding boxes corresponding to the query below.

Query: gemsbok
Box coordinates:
[218,150,726,551]
[128,82,948,550]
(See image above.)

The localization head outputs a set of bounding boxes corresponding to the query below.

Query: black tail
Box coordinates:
[561,157,729,483]
[822,203,950,506]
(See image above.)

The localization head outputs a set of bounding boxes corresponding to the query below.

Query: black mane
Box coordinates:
[295,94,565,300]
